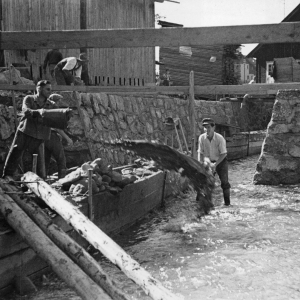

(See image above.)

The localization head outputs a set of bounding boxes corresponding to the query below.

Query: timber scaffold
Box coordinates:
[1,21,300,299]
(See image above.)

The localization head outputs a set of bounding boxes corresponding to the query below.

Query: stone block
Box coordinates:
[0,116,14,139]
[288,144,300,157]
[90,93,101,114]
[108,95,117,110]
[123,97,133,112]
[150,107,156,118]
[137,97,145,111]
[86,106,94,118]
[126,115,134,125]
[81,93,92,107]
[108,113,114,122]
[59,92,76,107]
[99,93,109,109]
[119,120,127,129]
[115,95,125,111]
[93,116,103,131]
[146,122,153,134]
[131,97,139,114]
[67,115,84,136]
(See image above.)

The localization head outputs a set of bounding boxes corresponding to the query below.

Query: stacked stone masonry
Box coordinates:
[254,90,300,185]
[0,91,267,173]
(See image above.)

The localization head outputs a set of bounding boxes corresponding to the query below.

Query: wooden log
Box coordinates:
[0,189,112,300]
[21,172,181,300]
[2,22,300,50]
[0,182,129,300]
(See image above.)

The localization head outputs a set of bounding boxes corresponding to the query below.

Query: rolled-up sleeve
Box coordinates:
[198,135,204,154]
[219,137,227,155]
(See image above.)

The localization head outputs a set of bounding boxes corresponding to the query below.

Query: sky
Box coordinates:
[155,0,300,55]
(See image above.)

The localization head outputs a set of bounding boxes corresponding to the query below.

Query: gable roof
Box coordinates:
[247,3,300,57]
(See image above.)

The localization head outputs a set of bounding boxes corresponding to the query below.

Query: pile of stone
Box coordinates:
[55,158,158,196]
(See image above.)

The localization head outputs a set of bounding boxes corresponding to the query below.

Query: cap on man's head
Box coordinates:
[78,53,88,61]
[202,118,215,126]
[36,80,51,87]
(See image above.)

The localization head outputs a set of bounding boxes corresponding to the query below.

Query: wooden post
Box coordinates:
[178,119,189,153]
[0,182,130,300]
[73,91,96,160]
[32,154,38,173]
[88,168,94,221]
[0,191,112,300]
[174,123,183,152]
[21,172,181,300]
[38,143,46,178]
[11,90,19,130]
[188,71,196,159]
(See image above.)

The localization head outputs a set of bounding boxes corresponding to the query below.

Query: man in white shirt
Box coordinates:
[198,118,231,206]
[54,53,88,85]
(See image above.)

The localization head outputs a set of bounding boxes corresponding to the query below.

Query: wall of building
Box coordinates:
[1,0,155,85]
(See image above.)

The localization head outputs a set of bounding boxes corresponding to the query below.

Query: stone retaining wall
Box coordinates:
[0,92,241,174]
[254,90,300,185]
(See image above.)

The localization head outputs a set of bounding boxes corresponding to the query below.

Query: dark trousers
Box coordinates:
[215,157,231,191]
[215,157,231,205]
[44,131,66,177]
[54,68,73,85]
[3,131,43,177]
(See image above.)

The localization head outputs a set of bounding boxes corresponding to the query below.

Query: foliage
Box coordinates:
[222,45,243,85]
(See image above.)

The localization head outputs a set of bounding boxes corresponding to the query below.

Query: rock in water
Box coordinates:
[113,140,215,214]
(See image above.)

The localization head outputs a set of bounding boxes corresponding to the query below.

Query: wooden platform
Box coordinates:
[0,170,184,296]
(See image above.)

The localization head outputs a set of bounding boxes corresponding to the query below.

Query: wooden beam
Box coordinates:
[1,83,300,95]
[2,22,300,50]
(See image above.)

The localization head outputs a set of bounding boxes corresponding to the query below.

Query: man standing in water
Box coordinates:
[197,118,231,206]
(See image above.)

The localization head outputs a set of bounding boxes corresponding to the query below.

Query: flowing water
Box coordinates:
[3,155,300,300]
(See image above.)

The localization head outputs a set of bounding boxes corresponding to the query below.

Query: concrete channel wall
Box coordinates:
[0,91,271,173]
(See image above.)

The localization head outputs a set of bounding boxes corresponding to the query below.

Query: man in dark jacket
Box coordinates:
[43,49,63,78]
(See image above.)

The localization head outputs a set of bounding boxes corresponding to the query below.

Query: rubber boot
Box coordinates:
[58,169,67,179]
[223,188,231,206]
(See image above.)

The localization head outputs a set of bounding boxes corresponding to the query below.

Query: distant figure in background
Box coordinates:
[162,69,171,86]
[43,49,63,78]
[249,76,256,84]
[54,53,89,85]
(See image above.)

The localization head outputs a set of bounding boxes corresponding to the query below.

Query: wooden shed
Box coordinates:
[158,21,225,87]
[247,3,300,83]
[0,0,157,86]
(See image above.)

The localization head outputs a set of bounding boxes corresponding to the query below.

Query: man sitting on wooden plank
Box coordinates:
[54,53,89,86]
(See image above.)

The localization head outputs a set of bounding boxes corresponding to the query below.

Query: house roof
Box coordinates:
[247,3,300,57]
[157,20,183,27]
